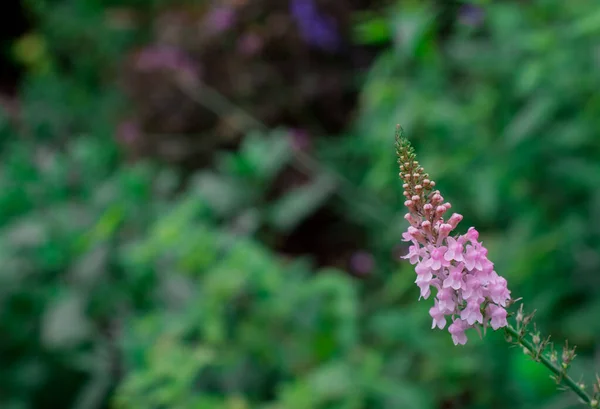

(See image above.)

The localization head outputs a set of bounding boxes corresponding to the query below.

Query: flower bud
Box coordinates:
[466,227,479,242]
[404,213,419,227]
[448,213,463,229]
[421,220,432,234]
[438,223,453,240]
[412,195,421,202]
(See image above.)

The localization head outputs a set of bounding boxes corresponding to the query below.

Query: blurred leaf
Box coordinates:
[42,291,91,348]
[353,15,392,45]
[268,174,337,232]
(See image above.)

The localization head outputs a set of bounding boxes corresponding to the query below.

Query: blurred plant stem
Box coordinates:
[504,324,595,407]
[172,75,397,227]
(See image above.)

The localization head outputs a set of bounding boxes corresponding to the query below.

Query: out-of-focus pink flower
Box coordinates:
[350,251,374,276]
[116,120,140,145]
[204,5,236,34]
[290,128,311,152]
[237,32,263,56]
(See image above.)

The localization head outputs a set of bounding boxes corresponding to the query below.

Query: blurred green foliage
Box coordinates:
[1,0,600,409]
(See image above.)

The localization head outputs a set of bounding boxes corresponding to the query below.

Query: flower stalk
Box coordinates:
[504,323,593,405]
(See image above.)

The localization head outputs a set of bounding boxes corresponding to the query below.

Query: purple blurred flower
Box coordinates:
[237,32,263,56]
[289,128,311,151]
[116,120,140,145]
[458,4,484,27]
[350,251,374,276]
[290,0,341,52]
[205,5,236,34]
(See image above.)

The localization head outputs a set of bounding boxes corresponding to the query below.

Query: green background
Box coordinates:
[1,0,599,408]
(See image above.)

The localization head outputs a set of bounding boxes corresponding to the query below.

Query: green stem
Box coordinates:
[505,324,592,406]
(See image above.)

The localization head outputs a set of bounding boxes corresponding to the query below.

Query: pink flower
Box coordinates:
[461,275,482,300]
[465,227,479,242]
[423,245,450,270]
[437,287,456,313]
[487,304,508,330]
[402,230,414,243]
[460,298,484,325]
[448,319,470,345]
[443,263,465,290]
[463,244,484,271]
[415,272,433,299]
[402,244,422,265]
[444,236,464,262]
[430,301,447,329]
[488,276,511,307]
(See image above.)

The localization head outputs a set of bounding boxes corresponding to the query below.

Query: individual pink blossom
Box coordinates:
[488,276,510,307]
[443,263,465,290]
[430,301,447,329]
[461,297,484,325]
[436,287,457,313]
[415,271,434,299]
[487,304,508,330]
[423,245,450,270]
[402,244,422,265]
[444,236,464,262]
[448,318,469,345]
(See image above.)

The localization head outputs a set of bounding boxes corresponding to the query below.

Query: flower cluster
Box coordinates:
[397,127,511,345]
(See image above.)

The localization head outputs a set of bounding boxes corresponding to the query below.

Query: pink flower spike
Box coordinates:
[430,302,447,329]
[396,132,513,345]
[448,318,469,345]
